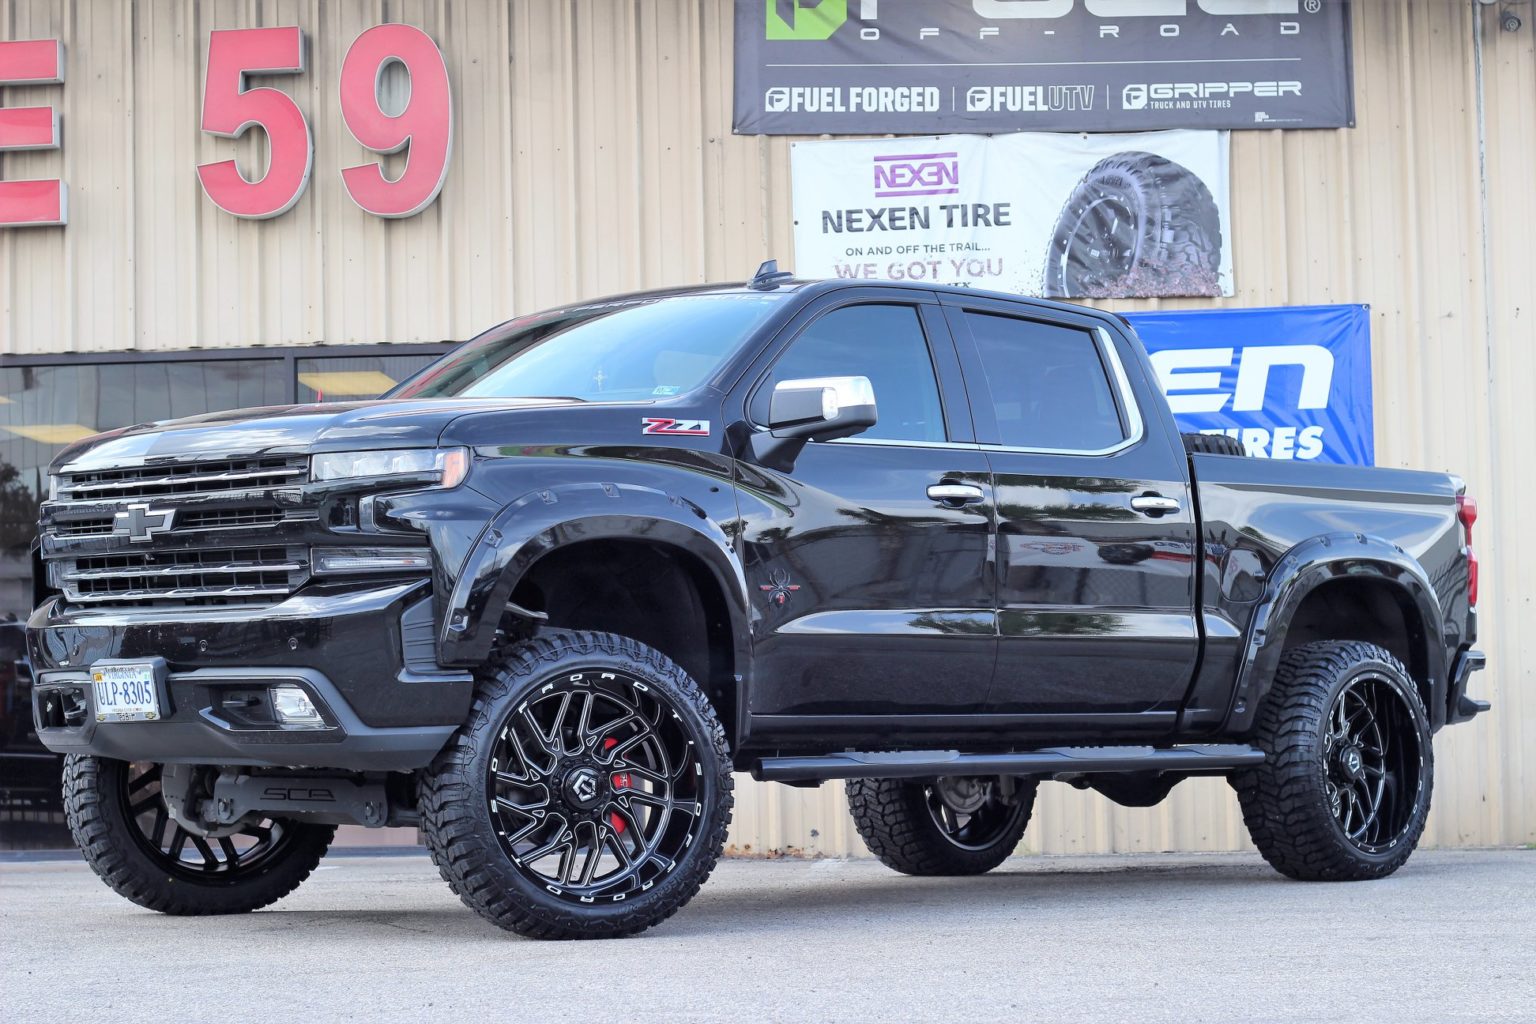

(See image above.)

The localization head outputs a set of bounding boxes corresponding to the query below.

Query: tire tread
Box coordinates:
[1233,640,1433,882]
[63,755,334,915]
[417,629,733,939]
[846,777,1036,877]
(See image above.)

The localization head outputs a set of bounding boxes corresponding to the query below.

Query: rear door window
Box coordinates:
[962,312,1127,452]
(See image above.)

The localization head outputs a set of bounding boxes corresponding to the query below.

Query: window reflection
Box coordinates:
[296,355,439,404]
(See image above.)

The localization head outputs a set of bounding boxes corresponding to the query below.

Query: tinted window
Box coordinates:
[394,293,788,402]
[757,304,945,443]
[964,313,1125,451]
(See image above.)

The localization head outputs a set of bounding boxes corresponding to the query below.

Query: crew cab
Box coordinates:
[28,266,1486,938]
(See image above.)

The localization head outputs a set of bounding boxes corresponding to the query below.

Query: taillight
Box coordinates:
[1457,495,1478,606]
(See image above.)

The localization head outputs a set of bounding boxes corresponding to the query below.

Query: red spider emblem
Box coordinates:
[758,568,801,607]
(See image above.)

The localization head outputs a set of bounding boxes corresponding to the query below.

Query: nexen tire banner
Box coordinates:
[791,130,1232,298]
[736,0,1355,135]
[1129,304,1374,465]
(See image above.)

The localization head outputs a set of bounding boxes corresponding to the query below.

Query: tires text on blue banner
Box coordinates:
[1126,304,1374,466]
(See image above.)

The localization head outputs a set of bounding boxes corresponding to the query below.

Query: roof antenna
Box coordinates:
[749,259,795,290]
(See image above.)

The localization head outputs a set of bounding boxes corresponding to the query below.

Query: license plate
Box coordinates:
[91,662,162,723]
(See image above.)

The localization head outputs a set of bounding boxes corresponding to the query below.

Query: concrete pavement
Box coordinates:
[3,848,1532,1023]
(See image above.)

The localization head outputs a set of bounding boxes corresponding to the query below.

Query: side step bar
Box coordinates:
[753,745,1266,784]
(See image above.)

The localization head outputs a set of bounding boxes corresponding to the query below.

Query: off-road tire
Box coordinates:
[63,755,335,915]
[1182,431,1249,457]
[846,777,1037,876]
[1043,151,1223,298]
[417,629,734,939]
[1233,640,1434,881]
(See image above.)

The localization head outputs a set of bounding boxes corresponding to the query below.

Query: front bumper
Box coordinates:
[27,580,473,771]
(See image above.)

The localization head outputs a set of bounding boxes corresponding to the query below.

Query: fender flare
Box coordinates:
[437,480,751,677]
[1224,532,1448,733]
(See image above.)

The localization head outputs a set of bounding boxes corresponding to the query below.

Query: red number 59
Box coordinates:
[340,25,453,218]
[197,25,452,220]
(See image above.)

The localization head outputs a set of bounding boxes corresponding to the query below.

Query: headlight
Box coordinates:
[310,447,469,488]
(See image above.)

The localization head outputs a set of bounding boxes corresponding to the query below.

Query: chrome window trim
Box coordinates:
[829,436,982,452]
[766,319,1148,460]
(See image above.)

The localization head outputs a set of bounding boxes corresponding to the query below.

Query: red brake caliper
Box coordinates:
[605,737,630,833]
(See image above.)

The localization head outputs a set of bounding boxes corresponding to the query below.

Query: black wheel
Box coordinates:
[418,630,733,939]
[62,756,335,914]
[1233,640,1434,881]
[846,775,1037,876]
[1042,151,1222,298]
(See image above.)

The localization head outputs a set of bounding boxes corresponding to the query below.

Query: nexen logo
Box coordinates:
[1151,344,1333,414]
[874,153,959,198]
[1151,344,1334,460]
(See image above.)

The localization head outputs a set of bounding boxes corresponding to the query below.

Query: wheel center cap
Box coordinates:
[562,766,603,810]
[1338,745,1365,782]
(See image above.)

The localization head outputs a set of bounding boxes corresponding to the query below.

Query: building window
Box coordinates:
[0,343,450,849]
[296,354,442,404]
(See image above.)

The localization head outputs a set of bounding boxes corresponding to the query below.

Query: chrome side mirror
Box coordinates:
[750,376,878,472]
[767,376,877,442]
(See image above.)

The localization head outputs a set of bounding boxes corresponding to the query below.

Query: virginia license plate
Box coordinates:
[91,662,162,723]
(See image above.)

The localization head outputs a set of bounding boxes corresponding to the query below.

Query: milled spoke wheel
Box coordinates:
[847,775,1037,877]
[488,670,703,904]
[62,755,335,915]
[924,776,1026,852]
[418,630,733,939]
[1233,640,1433,882]
[1321,675,1420,854]
[121,762,295,878]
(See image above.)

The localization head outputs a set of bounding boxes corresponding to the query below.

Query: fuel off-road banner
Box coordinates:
[736,0,1355,135]
[1129,304,1374,464]
[790,130,1232,298]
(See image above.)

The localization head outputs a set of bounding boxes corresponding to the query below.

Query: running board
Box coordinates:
[752,745,1266,784]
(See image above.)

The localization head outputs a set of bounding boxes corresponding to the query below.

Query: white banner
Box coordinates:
[790,130,1232,299]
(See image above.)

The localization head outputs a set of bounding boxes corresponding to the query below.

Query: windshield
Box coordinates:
[393,292,789,401]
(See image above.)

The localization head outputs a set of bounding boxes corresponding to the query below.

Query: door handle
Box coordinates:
[1130,494,1182,517]
[928,483,985,506]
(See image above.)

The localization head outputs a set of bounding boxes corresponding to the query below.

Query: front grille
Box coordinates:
[177,507,287,531]
[47,506,289,539]
[44,455,318,608]
[55,456,307,502]
[57,545,309,605]
[52,517,116,537]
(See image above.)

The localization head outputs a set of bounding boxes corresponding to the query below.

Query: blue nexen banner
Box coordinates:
[1126,304,1373,466]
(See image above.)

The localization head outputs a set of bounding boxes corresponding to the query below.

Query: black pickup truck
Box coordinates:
[28,266,1486,939]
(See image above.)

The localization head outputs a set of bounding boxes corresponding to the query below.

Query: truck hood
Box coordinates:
[50,397,583,473]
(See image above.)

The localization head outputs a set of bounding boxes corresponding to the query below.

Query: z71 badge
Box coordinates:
[642,417,710,436]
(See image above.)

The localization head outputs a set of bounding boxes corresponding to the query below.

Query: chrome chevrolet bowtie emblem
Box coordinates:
[113,503,175,543]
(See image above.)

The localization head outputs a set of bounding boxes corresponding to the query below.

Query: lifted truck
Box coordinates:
[29,265,1486,938]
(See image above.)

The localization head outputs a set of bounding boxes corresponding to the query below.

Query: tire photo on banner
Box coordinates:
[789,130,1232,300]
[1043,152,1223,299]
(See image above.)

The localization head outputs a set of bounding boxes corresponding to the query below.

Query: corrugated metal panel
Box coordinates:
[0,0,1530,854]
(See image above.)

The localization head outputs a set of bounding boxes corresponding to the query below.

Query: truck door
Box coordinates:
[732,290,997,723]
[942,296,1198,731]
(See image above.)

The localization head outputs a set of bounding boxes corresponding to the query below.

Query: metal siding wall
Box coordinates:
[1,0,1530,854]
